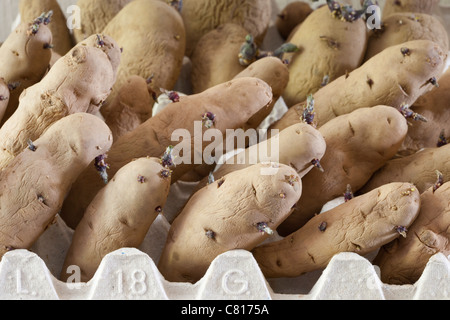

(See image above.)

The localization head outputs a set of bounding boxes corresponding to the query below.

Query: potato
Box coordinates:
[103,75,155,142]
[100,0,186,118]
[400,67,450,155]
[382,0,440,18]
[60,77,273,229]
[251,182,421,279]
[360,144,450,195]
[281,5,368,107]
[72,0,133,43]
[275,1,313,40]
[0,78,10,123]
[234,56,290,130]
[0,34,120,170]
[60,157,171,282]
[158,162,302,283]
[0,113,113,259]
[271,40,447,131]
[364,12,449,61]
[373,182,450,285]
[190,23,248,94]
[0,18,52,125]
[181,0,272,57]
[278,105,409,236]
[19,0,74,56]
[193,122,326,195]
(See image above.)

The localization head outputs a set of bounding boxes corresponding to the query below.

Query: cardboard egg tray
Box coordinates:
[0,0,449,300]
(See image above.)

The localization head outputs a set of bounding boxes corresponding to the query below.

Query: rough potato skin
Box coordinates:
[382,0,440,18]
[73,0,133,43]
[104,75,155,142]
[60,77,273,229]
[373,182,450,285]
[364,12,449,61]
[234,56,290,129]
[193,122,326,194]
[101,0,186,118]
[278,106,409,236]
[271,40,447,131]
[0,78,10,123]
[0,34,120,170]
[281,5,368,107]
[60,157,171,282]
[0,22,52,125]
[19,0,74,56]
[181,0,272,57]
[360,144,450,195]
[158,162,302,283]
[275,1,313,39]
[190,23,248,94]
[0,113,113,259]
[252,182,421,279]
[400,68,450,155]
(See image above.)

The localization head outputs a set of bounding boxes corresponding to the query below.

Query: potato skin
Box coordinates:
[60,77,273,229]
[0,22,52,125]
[382,0,440,18]
[101,0,186,117]
[181,0,272,57]
[275,1,313,40]
[158,162,302,283]
[252,182,420,279]
[19,0,74,56]
[60,157,171,282]
[73,0,133,43]
[271,40,447,131]
[103,75,155,142]
[278,106,409,235]
[190,23,248,94]
[0,34,120,170]
[373,182,450,285]
[360,144,450,195]
[0,113,113,259]
[234,56,290,129]
[400,68,450,154]
[281,5,368,107]
[364,12,449,62]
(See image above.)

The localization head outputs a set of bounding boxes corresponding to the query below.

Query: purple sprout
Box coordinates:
[160,168,172,179]
[399,103,427,122]
[256,222,274,235]
[94,154,110,184]
[395,226,407,238]
[437,129,448,147]
[301,94,316,125]
[137,175,146,183]
[318,221,327,232]
[344,184,353,202]
[27,139,37,152]
[202,112,216,129]
[160,146,176,168]
[311,158,324,172]
[433,170,444,193]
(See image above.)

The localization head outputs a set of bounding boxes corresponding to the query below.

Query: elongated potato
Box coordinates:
[271,40,447,131]
[60,77,273,229]
[190,23,248,94]
[252,182,421,279]
[382,0,440,18]
[373,182,450,285]
[103,75,155,142]
[0,78,9,123]
[0,19,52,125]
[0,113,113,259]
[234,56,290,129]
[281,5,368,107]
[360,144,450,194]
[364,12,449,62]
[275,1,313,40]
[19,0,74,56]
[193,122,326,194]
[60,157,171,282]
[278,105,409,236]
[73,0,133,43]
[158,162,302,283]
[0,34,120,170]
[181,0,272,57]
[400,67,450,155]
[101,0,185,117]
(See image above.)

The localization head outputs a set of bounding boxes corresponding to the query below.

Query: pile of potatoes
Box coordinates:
[0,0,448,288]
